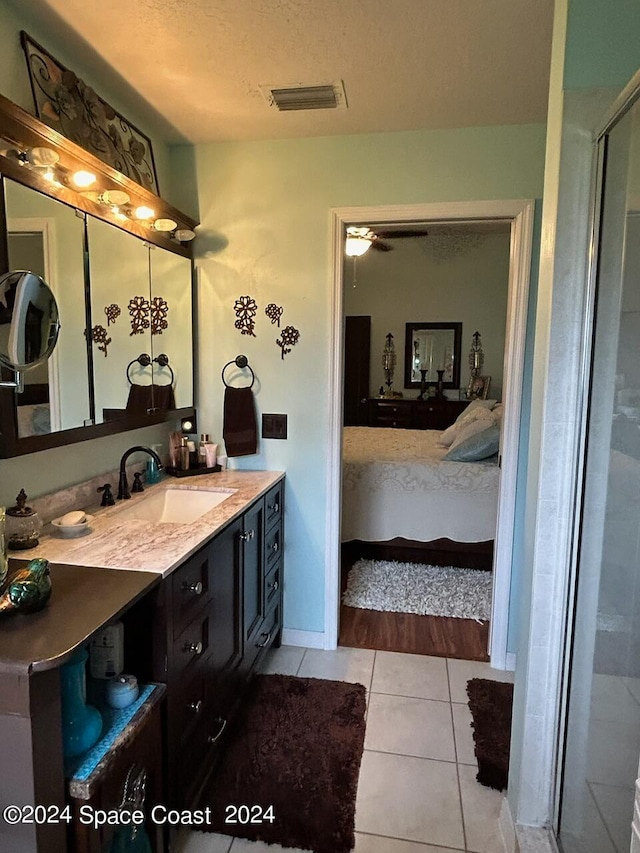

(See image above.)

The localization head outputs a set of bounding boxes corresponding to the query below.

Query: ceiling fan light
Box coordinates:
[345,235,372,257]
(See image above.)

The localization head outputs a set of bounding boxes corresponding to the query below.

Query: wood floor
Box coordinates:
[339,544,490,662]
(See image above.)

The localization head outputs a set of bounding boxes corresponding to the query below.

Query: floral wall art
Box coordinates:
[21,32,159,192]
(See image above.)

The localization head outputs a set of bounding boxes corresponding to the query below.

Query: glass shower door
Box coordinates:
[558,92,640,853]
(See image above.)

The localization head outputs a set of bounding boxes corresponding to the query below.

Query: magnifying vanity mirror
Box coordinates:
[0,269,59,369]
[0,92,198,457]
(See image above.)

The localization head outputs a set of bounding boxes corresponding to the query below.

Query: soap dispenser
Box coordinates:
[6,490,42,550]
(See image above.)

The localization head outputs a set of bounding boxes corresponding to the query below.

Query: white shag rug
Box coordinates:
[343,558,492,621]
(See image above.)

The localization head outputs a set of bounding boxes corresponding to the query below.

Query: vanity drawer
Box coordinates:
[170,549,212,637]
[265,522,282,568]
[265,481,284,531]
[170,671,208,745]
[264,559,282,612]
[169,613,211,683]
[243,602,281,676]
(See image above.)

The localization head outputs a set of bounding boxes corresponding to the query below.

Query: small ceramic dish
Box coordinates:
[51,515,94,537]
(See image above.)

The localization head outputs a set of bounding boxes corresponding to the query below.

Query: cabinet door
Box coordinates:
[242,499,266,645]
[207,517,242,674]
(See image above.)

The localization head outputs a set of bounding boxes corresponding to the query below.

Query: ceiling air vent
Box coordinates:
[261,81,347,112]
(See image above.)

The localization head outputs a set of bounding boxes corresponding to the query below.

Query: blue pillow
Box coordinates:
[444,424,500,462]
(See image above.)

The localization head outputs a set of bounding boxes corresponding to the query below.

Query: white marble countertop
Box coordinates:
[28,470,284,578]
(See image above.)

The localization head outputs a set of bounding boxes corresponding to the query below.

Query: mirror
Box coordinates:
[0,92,197,457]
[404,321,462,389]
[3,178,90,437]
[87,216,152,424]
[0,270,59,369]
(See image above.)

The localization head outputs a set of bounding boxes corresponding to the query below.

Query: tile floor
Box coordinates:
[175,645,514,853]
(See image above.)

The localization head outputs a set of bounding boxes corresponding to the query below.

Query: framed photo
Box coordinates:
[467,374,491,400]
[21,31,159,193]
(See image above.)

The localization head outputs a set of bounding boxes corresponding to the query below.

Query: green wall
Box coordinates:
[190,124,546,634]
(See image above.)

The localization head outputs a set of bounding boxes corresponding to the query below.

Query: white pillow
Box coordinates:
[449,417,495,451]
[439,406,496,447]
[454,399,497,423]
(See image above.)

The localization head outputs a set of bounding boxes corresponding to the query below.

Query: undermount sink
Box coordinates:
[116,487,236,524]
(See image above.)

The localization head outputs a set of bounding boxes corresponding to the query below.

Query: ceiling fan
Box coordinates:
[345,225,428,256]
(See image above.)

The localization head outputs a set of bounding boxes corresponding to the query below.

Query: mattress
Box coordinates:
[342,426,500,543]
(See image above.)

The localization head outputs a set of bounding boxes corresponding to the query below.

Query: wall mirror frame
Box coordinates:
[0,93,198,458]
[404,321,462,389]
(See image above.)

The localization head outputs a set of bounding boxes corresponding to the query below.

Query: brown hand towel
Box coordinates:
[126,383,176,413]
[223,386,257,457]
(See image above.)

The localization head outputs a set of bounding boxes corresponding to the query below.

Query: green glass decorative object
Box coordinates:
[0,557,52,615]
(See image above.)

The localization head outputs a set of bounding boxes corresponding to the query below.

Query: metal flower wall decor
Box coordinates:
[105,304,121,326]
[277,325,300,360]
[85,325,111,357]
[21,32,159,192]
[150,296,169,336]
[265,303,283,327]
[128,296,150,336]
[234,295,258,337]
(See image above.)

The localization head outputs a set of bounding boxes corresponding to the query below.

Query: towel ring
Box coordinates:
[221,354,255,389]
[127,352,175,386]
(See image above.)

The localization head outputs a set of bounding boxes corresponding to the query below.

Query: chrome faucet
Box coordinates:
[117,445,163,500]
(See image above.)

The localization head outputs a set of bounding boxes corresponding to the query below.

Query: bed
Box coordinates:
[341,426,500,545]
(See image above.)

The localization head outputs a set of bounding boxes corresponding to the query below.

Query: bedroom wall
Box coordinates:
[186,123,547,638]
[343,230,511,401]
[0,0,184,506]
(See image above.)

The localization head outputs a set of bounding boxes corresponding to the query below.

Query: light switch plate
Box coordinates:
[262,413,287,439]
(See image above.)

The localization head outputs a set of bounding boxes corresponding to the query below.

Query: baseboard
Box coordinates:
[506,652,517,671]
[281,628,326,649]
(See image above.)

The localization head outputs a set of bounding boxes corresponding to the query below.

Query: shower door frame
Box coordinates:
[553,67,640,840]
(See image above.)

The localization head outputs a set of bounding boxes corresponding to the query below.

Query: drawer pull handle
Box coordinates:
[256,631,272,648]
[182,580,203,595]
[271,541,279,553]
[189,699,203,713]
[184,640,203,656]
[239,529,255,542]
[268,501,280,514]
[269,579,279,593]
[208,717,227,745]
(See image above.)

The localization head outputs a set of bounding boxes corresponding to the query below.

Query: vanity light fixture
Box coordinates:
[72,170,97,188]
[345,226,373,257]
[135,205,155,220]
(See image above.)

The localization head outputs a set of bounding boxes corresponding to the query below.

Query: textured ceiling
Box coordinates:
[27,0,553,143]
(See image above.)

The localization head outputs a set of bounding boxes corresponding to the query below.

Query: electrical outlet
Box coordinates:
[262,413,288,439]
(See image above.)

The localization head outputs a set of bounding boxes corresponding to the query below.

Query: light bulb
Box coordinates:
[72,170,97,187]
[174,228,196,242]
[135,205,155,220]
[153,218,178,232]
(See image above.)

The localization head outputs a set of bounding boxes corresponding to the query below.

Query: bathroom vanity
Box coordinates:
[0,471,285,853]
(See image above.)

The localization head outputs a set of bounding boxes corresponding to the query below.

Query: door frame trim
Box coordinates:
[325,199,535,667]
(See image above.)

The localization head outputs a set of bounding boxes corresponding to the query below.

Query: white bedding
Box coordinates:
[342,427,500,543]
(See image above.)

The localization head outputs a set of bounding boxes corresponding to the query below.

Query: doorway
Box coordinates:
[325,200,535,669]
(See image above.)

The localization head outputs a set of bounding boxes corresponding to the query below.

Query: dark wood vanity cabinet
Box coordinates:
[152,481,284,810]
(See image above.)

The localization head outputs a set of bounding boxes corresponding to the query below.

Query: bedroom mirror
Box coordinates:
[404,321,462,388]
